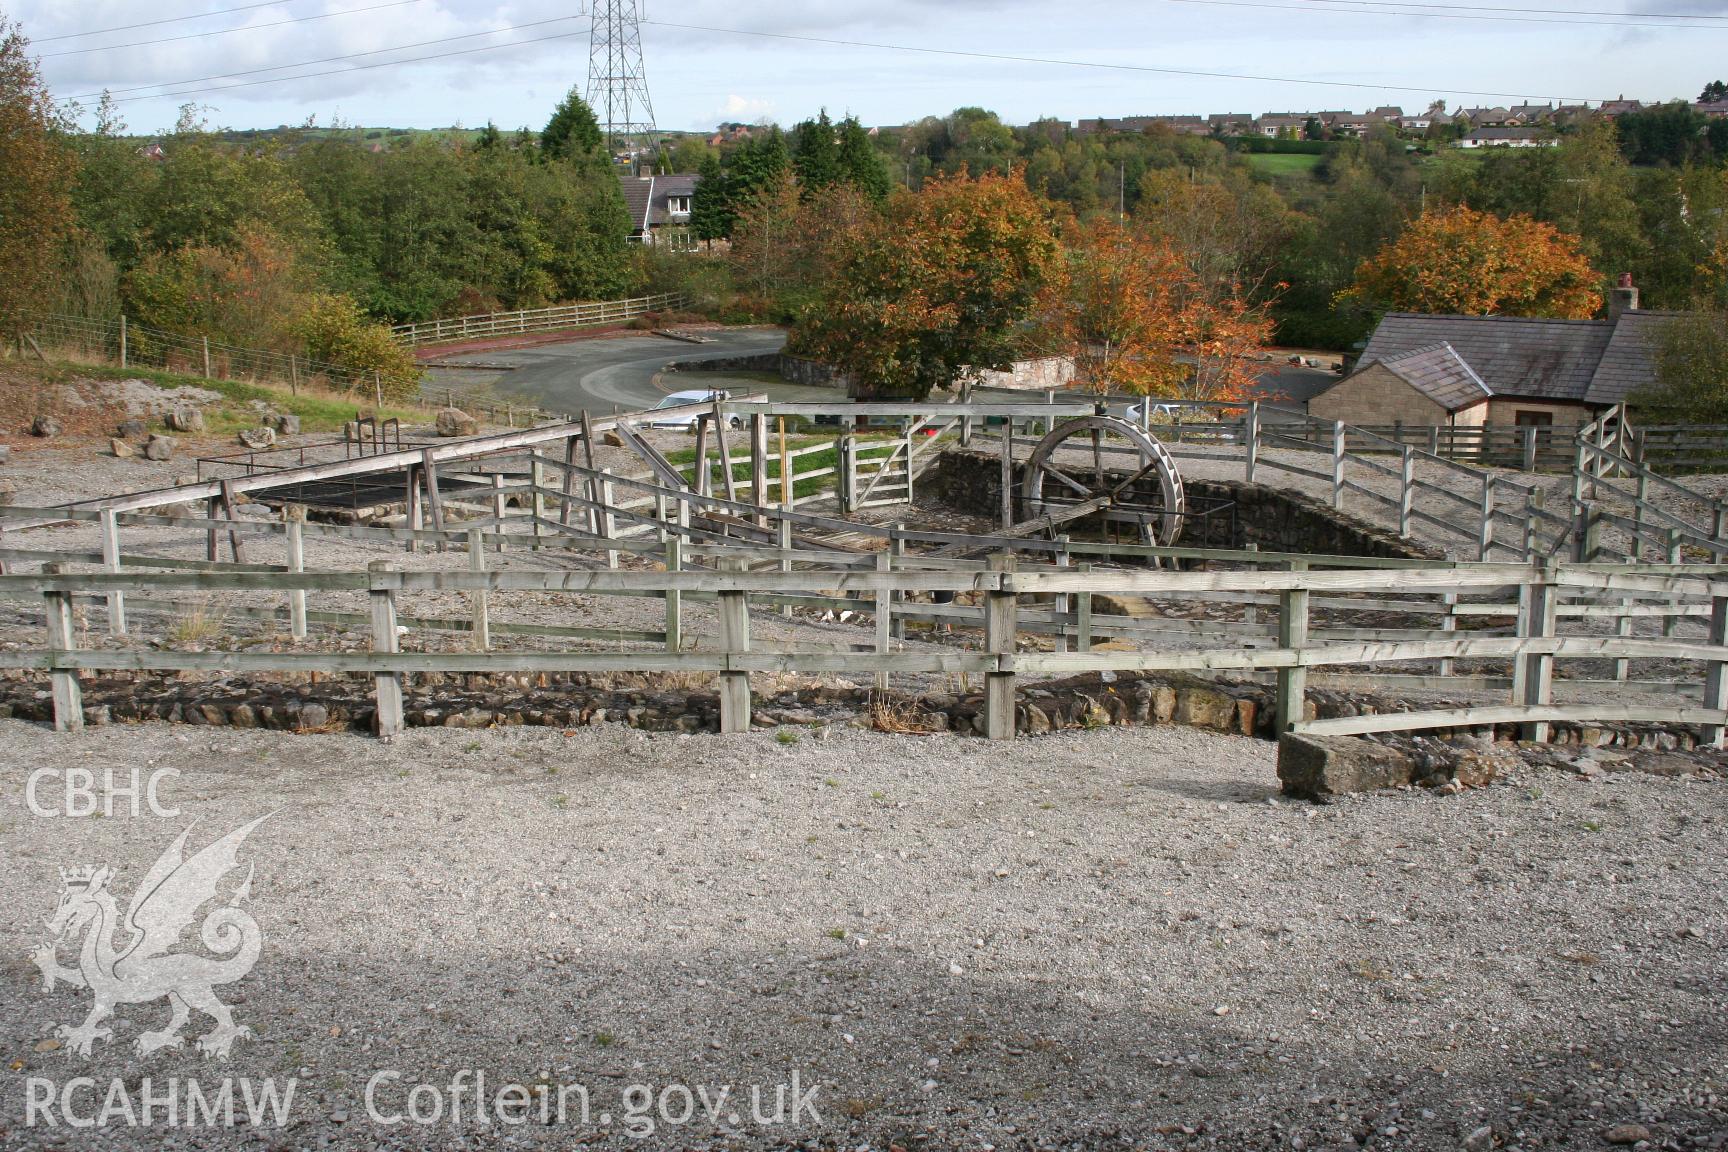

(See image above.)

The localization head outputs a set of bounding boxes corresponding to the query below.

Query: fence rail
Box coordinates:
[390,293,690,347]
[2,555,1723,746]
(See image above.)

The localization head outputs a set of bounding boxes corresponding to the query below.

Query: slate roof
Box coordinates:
[1358,311,1679,406]
[618,173,700,233]
[1376,342,1492,411]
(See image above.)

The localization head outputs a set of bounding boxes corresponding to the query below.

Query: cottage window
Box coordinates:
[1513,410,1554,427]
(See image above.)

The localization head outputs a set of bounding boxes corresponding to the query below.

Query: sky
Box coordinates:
[9,0,1728,136]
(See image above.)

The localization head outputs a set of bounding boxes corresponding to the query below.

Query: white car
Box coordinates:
[643,390,738,430]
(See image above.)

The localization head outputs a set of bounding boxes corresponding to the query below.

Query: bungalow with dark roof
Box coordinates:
[619,173,700,248]
[1309,277,1672,428]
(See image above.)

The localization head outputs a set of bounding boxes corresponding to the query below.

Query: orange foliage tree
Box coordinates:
[1046,220,1272,403]
[792,169,1061,399]
[1342,205,1602,318]
[0,19,76,340]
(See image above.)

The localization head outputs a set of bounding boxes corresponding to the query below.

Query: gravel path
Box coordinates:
[2,721,1724,1150]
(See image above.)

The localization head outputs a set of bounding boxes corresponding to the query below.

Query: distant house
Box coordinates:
[1597,97,1644,118]
[1367,105,1404,124]
[1455,126,1558,149]
[1399,113,1434,132]
[619,173,700,248]
[1696,100,1728,119]
[1208,112,1256,135]
[1256,113,1311,138]
[1309,278,1670,428]
[1508,102,1553,124]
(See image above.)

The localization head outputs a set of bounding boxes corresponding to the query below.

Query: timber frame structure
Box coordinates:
[2,394,1726,747]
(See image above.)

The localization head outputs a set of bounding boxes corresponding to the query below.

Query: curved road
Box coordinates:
[422,328,805,417]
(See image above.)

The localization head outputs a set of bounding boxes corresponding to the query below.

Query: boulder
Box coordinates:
[143,434,174,461]
[166,406,205,433]
[110,437,135,459]
[270,413,301,436]
[0,445,9,465]
[1175,686,1237,731]
[1278,733,1415,801]
[0,479,16,506]
[603,430,626,448]
[31,415,62,438]
[436,407,479,437]
[116,419,147,438]
[238,426,276,450]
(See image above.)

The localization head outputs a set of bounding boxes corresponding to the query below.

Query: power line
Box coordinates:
[101,24,591,105]
[1163,0,1728,30]
[639,19,1618,103]
[71,17,584,101]
[42,0,430,59]
[36,0,318,42]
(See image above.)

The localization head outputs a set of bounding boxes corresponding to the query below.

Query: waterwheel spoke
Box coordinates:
[1109,459,1164,500]
[1040,463,1095,499]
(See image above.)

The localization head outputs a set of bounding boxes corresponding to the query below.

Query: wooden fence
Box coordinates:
[390,293,691,347]
[2,553,1723,746]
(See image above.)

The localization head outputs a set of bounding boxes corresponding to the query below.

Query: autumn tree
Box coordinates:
[1047,220,1270,402]
[540,87,605,163]
[793,169,1061,400]
[0,18,76,340]
[1342,205,1602,319]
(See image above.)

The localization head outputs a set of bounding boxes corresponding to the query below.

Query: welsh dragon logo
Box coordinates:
[30,815,272,1059]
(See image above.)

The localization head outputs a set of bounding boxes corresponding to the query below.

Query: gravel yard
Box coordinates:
[2,721,1724,1150]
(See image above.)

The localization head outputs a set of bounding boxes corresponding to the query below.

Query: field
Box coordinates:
[1245,152,1323,178]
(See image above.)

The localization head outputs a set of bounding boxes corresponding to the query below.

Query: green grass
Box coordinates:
[1245,153,1322,178]
[661,433,899,502]
[30,359,431,436]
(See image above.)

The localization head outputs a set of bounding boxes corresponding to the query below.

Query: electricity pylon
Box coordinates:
[584,0,657,156]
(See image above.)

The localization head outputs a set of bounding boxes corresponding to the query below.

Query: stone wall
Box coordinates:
[926,448,1440,560]
[666,353,849,389]
[971,356,1077,392]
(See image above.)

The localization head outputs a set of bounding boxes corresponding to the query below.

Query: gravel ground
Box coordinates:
[1,722,1724,1151]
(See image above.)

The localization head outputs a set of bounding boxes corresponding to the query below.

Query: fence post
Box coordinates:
[779,417,793,511]
[777,519,795,619]
[1426,425,1438,456]
[491,472,508,552]
[664,537,683,653]
[1276,562,1309,734]
[99,508,126,636]
[999,419,1015,530]
[1053,534,1071,655]
[43,563,83,733]
[405,463,423,553]
[1522,427,1537,472]
[1703,595,1728,749]
[1522,488,1541,561]
[1076,562,1093,653]
[1663,528,1683,637]
[119,314,127,369]
[1478,476,1496,561]
[369,560,404,740]
[1518,568,1557,743]
[750,414,769,524]
[984,553,1018,741]
[716,557,751,734]
[468,528,490,652]
[201,336,212,379]
[1398,446,1415,538]
[285,513,307,641]
[598,470,618,569]
[874,551,892,694]
[890,524,907,642]
[529,449,545,544]
[1244,401,1259,485]
[959,378,973,447]
[1331,421,1345,510]
[1571,500,1600,563]
[289,355,298,395]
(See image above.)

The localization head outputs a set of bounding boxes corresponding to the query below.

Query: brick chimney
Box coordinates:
[1608,272,1639,320]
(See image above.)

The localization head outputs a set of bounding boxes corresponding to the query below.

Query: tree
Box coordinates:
[1636,309,1728,422]
[540,87,605,163]
[1046,220,1270,401]
[791,110,842,197]
[0,18,76,339]
[688,153,730,243]
[836,116,892,202]
[793,169,1061,399]
[1700,80,1727,104]
[1342,205,1602,319]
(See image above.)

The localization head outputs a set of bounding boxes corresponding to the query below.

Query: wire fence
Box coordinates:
[27,313,421,405]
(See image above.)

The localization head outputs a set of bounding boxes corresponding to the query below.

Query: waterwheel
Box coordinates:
[1021,415,1187,547]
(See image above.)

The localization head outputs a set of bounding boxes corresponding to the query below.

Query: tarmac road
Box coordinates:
[422,328,809,417]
